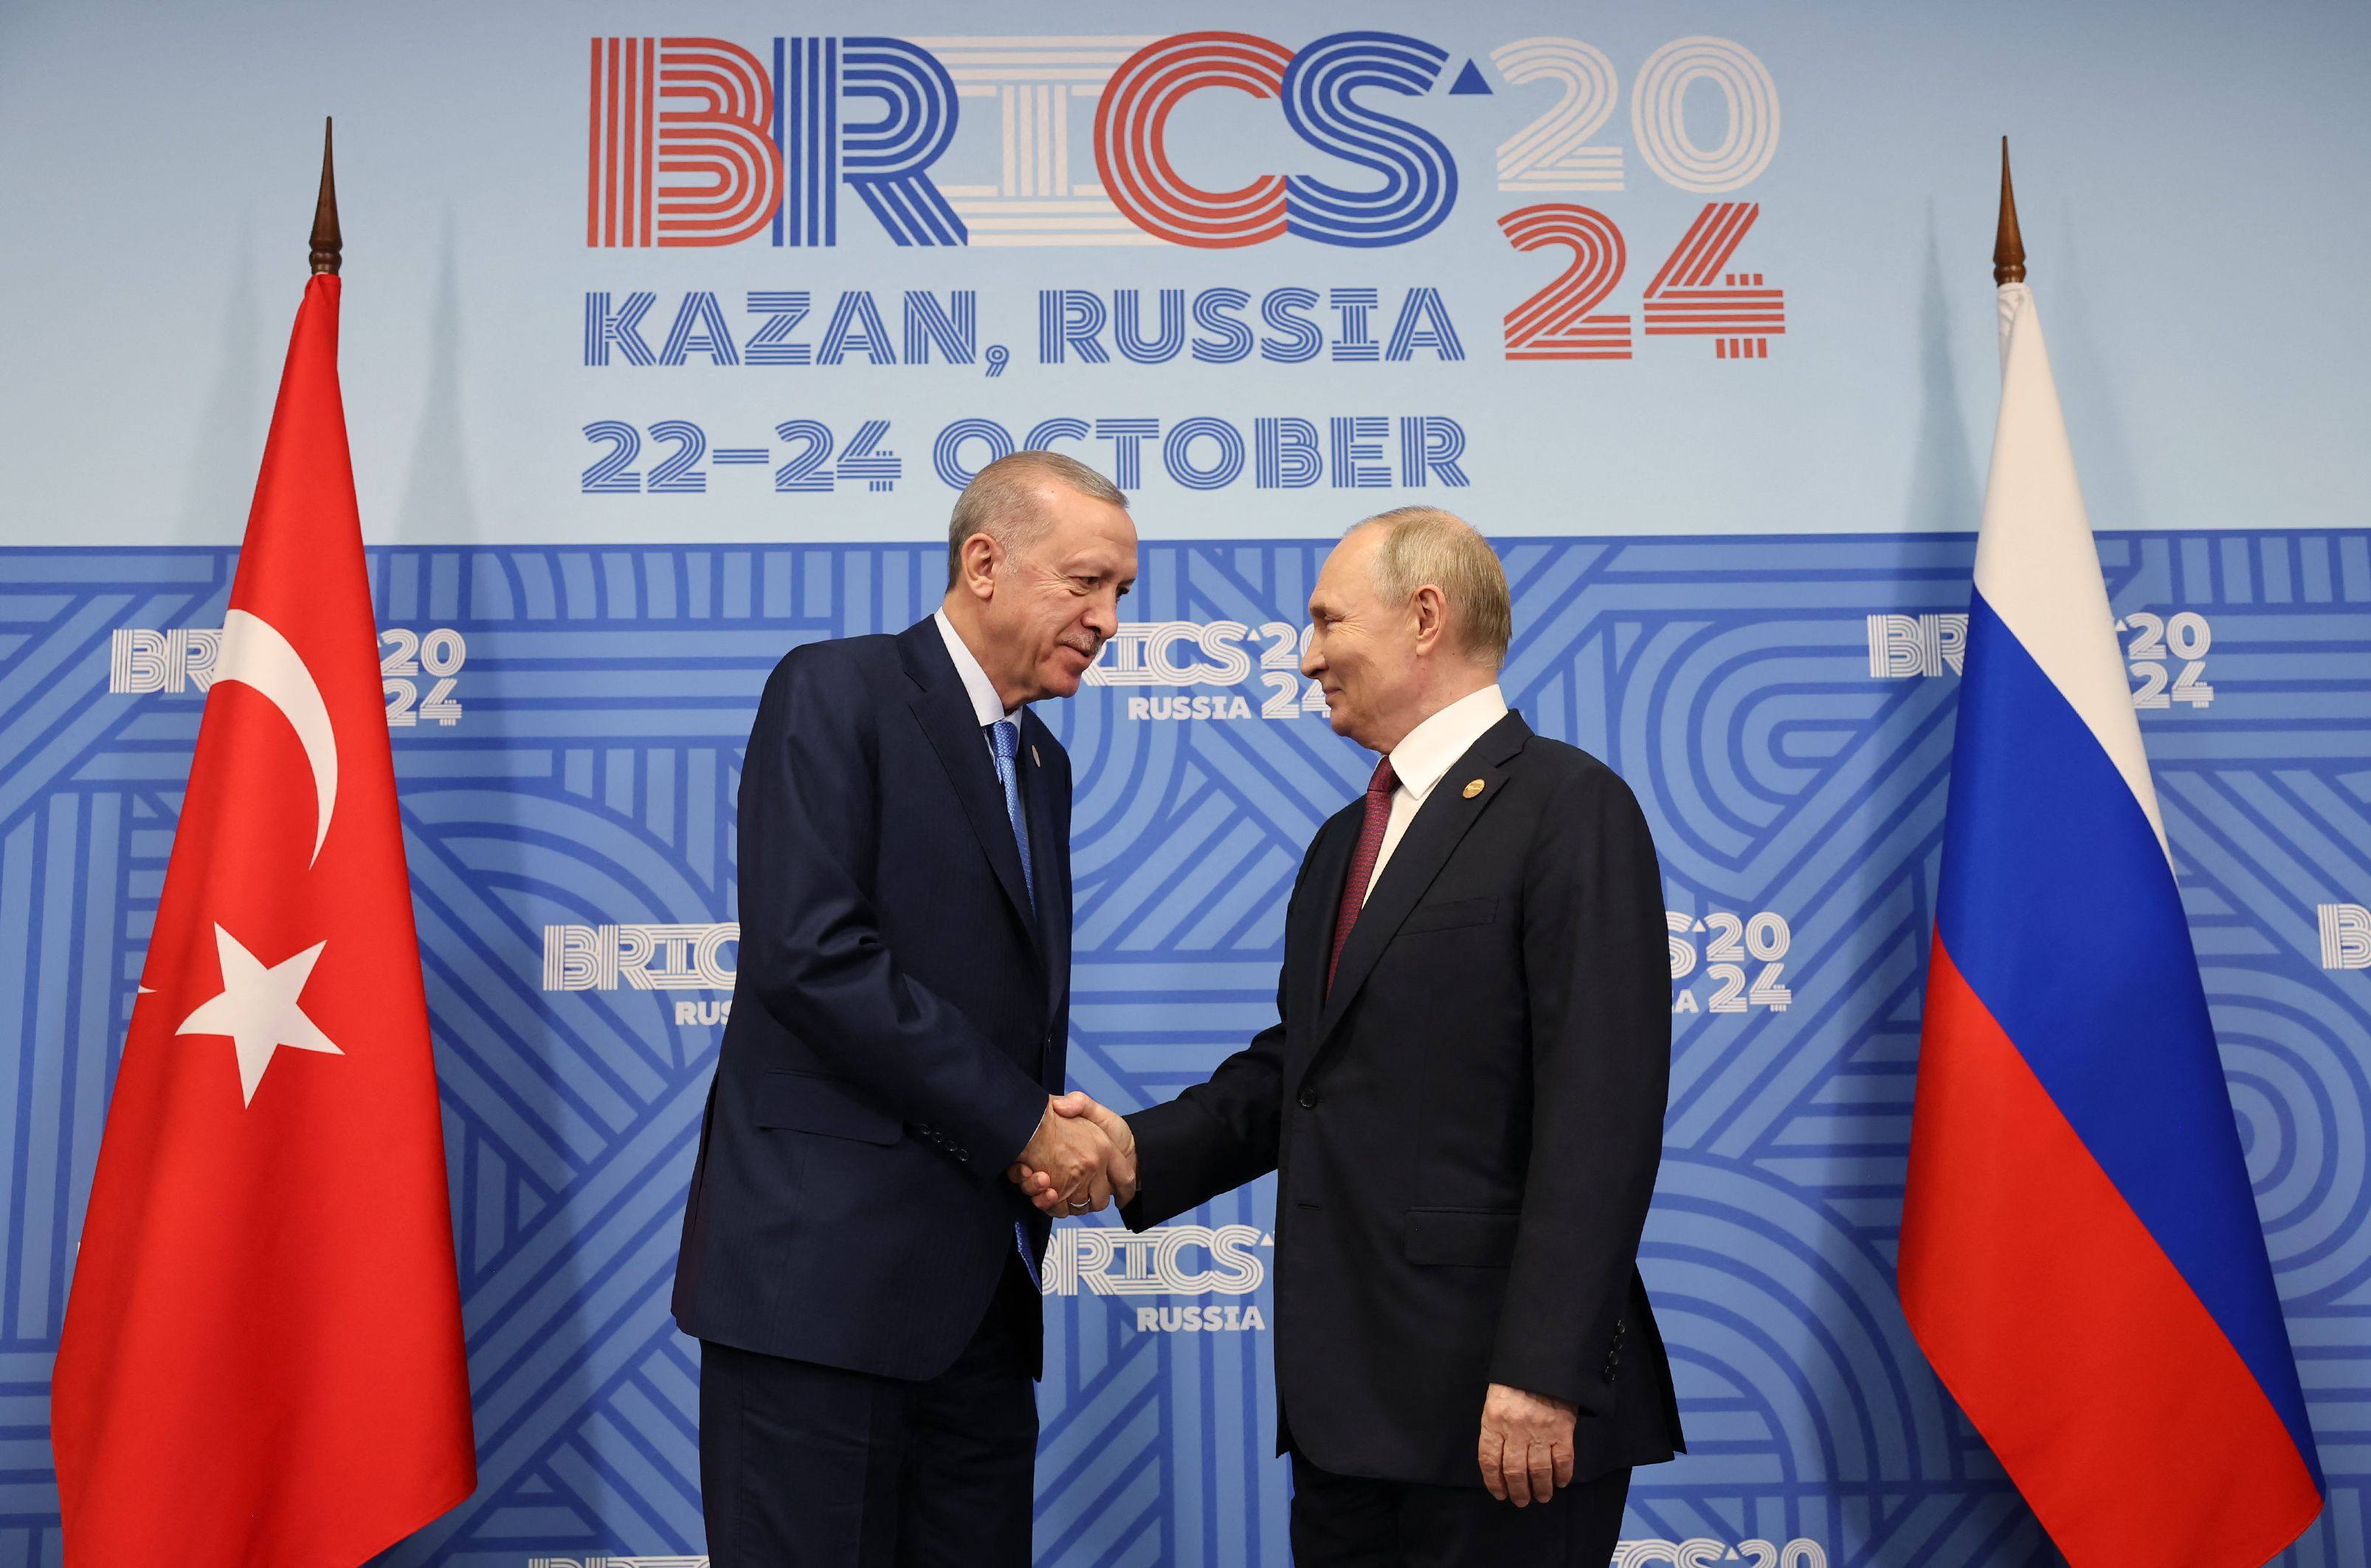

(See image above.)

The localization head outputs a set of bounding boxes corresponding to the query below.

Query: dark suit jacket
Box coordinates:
[1123,710,1684,1486]
[672,618,1069,1381]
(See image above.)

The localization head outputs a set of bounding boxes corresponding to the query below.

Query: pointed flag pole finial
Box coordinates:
[1993,136,2026,286]
[309,117,342,276]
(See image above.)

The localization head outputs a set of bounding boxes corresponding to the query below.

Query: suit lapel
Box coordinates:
[897,620,1042,957]
[1312,711,1532,1046]
[1021,711,1069,1033]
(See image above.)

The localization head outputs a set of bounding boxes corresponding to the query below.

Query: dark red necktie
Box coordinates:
[1327,756,1398,992]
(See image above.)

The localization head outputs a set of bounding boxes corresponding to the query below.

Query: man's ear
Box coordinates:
[1410,584,1449,656]
[959,532,1001,601]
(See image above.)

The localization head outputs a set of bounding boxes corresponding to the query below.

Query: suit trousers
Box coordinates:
[1289,1448,1632,1568]
[699,1255,1040,1567]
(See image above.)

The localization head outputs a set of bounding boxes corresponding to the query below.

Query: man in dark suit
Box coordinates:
[675,452,1137,1565]
[1022,506,1684,1566]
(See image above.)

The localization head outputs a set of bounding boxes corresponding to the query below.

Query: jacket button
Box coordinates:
[1297,1088,1319,1109]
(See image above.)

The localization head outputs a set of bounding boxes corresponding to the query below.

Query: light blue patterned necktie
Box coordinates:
[987,719,1036,916]
[988,718,1043,1289]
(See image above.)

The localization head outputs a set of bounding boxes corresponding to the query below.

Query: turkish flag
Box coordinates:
[50,274,476,1562]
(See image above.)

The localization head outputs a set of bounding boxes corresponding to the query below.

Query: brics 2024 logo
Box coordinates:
[584,30,1778,255]
[112,626,471,726]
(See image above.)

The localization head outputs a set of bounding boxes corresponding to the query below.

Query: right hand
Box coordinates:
[1012,1097,1124,1212]
[1010,1093,1138,1212]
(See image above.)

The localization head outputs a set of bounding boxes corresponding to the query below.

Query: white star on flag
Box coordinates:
[176,924,345,1105]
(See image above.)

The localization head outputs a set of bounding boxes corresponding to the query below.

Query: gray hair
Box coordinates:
[947,452,1128,587]
[1346,506,1512,666]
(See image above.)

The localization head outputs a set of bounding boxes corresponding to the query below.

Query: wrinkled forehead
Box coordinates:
[1021,486,1133,552]
[1032,494,1139,578]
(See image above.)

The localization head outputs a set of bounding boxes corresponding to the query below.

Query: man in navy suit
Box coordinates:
[1022,508,1684,1567]
[674,452,1138,1565]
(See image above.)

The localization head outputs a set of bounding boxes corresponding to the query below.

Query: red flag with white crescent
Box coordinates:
[50,274,477,1563]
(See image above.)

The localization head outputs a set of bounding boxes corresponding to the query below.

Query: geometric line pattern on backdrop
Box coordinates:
[0,532,2365,1567]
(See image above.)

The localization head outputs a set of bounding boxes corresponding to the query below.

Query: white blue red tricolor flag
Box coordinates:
[1898,280,2323,1565]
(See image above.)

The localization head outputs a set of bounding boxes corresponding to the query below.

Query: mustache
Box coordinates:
[1060,629,1103,657]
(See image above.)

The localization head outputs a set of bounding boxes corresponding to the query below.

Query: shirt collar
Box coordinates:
[1386,684,1509,803]
[933,608,1024,730]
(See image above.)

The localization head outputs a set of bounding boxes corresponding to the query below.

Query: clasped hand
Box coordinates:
[1008,1092,1137,1214]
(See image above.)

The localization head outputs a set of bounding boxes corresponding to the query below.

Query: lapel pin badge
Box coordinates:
[1032,745,1041,767]
[1462,778,1485,798]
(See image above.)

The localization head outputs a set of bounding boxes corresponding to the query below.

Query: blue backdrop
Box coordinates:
[4,533,2367,1564]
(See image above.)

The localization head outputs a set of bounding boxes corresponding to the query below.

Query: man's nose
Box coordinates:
[1300,634,1325,679]
[1083,591,1119,640]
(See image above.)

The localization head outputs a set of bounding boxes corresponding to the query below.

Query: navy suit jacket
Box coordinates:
[672,617,1070,1381]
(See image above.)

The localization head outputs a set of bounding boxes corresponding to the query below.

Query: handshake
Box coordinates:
[1008,1093,1137,1215]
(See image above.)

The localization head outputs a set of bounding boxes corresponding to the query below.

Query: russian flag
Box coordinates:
[1897,274,2324,1563]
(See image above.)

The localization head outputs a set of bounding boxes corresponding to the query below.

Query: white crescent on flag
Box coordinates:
[213,607,338,866]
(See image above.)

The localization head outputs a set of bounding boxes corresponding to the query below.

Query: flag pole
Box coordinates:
[1993,136,2024,285]
[310,117,342,276]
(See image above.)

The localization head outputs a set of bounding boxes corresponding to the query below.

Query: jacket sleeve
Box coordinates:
[1487,764,1674,1414]
[1118,834,1323,1229]
[736,649,1047,1175]
[1121,1012,1288,1230]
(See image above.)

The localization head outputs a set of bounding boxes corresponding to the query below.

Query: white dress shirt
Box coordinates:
[1364,683,1510,904]
[935,608,1024,746]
